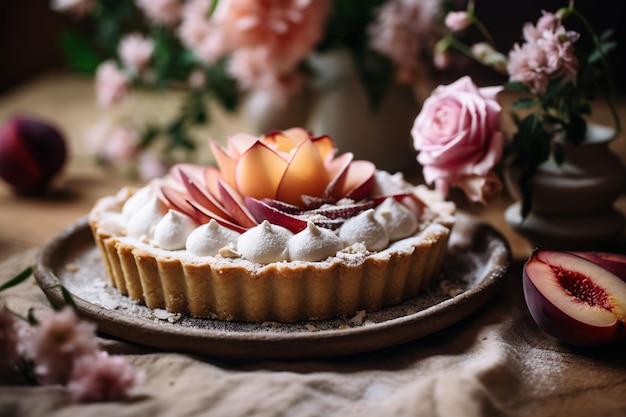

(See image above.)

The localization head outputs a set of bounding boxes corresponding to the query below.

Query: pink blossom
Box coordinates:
[178,0,227,65]
[444,11,471,32]
[138,151,169,181]
[219,0,331,76]
[471,42,507,73]
[21,307,99,385]
[508,13,579,94]
[455,172,503,204]
[136,0,181,26]
[0,307,20,374]
[411,76,504,203]
[67,351,144,403]
[522,11,560,42]
[95,61,130,107]
[368,0,443,75]
[188,69,206,90]
[51,0,94,16]
[228,49,304,101]
[118,33,155,74]
[85,122,139,163]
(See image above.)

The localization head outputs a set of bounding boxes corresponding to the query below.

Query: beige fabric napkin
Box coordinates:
[1,250,625,417]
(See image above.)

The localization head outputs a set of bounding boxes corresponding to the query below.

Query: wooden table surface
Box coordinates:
[1,72,625,265]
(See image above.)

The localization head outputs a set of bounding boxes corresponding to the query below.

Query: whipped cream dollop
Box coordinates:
[186,219,242,257]
[288,221,344,262]
[374,197,418,241]
[154,209,198,250]
[339,209,390,251]
[122,185,153,220]
[127,195,168,242]
[237,220,293,263]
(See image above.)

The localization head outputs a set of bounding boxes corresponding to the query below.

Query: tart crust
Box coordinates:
[89,188,454,323]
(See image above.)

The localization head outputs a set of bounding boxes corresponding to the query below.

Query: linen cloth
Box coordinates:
[1,249,625,417]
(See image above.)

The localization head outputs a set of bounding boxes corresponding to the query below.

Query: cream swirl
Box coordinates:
[186,219,242,257]
[288,221,343,262]
[154,209,198,250]
[374,197,418,241]
[237,220,293,263]
[122,185,153,220]
[338,209,389,251]
[127,195,168,242]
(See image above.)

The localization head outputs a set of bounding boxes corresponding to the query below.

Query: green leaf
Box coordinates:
[0,266,34,292]
[588,41,617,64]
[511,98,537,110]
[59,32,102,74]
[59,286,78,311]
[208,60,240,111]
[504,81,529,92]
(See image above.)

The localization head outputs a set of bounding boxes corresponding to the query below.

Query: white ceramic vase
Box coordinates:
[504,123,626,250]
[306,49,420,173]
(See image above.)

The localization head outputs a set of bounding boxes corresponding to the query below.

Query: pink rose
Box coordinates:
[411,76,504,203]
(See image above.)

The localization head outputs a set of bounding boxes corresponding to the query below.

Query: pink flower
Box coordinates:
[136,0,181,26]
[507,13,579,94]
[51,0,94,16]
[411,76,504,203]
[138,151,169,181]
[95,61,130,107]
[118,33,155,74]
[85,122,140,162]
[455,172,503,204]
[67,351,144,403]
[228,49,304,102]
[444,11,471,32]
[218,0,331,79]
[21,307,99,385]
[368,0,443,76]
[178,0,227,65]
[522,11,560,42]
[0,307,20,374]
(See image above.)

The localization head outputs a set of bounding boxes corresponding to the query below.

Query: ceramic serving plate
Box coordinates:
[35,213,510,360]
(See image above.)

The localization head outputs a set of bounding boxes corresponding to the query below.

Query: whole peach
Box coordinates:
[0,116,68,193]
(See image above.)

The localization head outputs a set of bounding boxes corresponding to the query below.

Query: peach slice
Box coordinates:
[523,250,626,347]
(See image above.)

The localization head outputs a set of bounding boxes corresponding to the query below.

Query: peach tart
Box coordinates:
[88,128,455,322]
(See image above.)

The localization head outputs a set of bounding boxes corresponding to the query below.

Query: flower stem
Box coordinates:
[568,6,622,135]
[468,1,498,49]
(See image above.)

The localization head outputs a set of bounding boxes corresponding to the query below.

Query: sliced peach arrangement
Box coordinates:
[155,128,417,233]
[523,250,626,347]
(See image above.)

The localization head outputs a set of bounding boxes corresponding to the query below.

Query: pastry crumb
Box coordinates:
[349,310,367,326]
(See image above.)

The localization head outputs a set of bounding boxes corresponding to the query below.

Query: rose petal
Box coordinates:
[158,186,211,224]
[226,133,258,157]
[311,134,336,163]
[260,130,299,154]
[208,140,237,187]
[175,166,232,220]
[244,197,307,233]
[217,179,258,228]
[235,141,289,200]
[186,200,248,233]
[342,160,376,199]
[276,138,329,206]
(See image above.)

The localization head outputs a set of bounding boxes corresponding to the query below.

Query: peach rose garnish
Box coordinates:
[158,128,377,232]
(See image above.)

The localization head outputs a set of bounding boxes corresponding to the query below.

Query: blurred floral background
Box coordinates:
[1,0,625,181]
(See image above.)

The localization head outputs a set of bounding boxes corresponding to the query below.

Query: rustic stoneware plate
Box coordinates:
[35,213,510,360]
